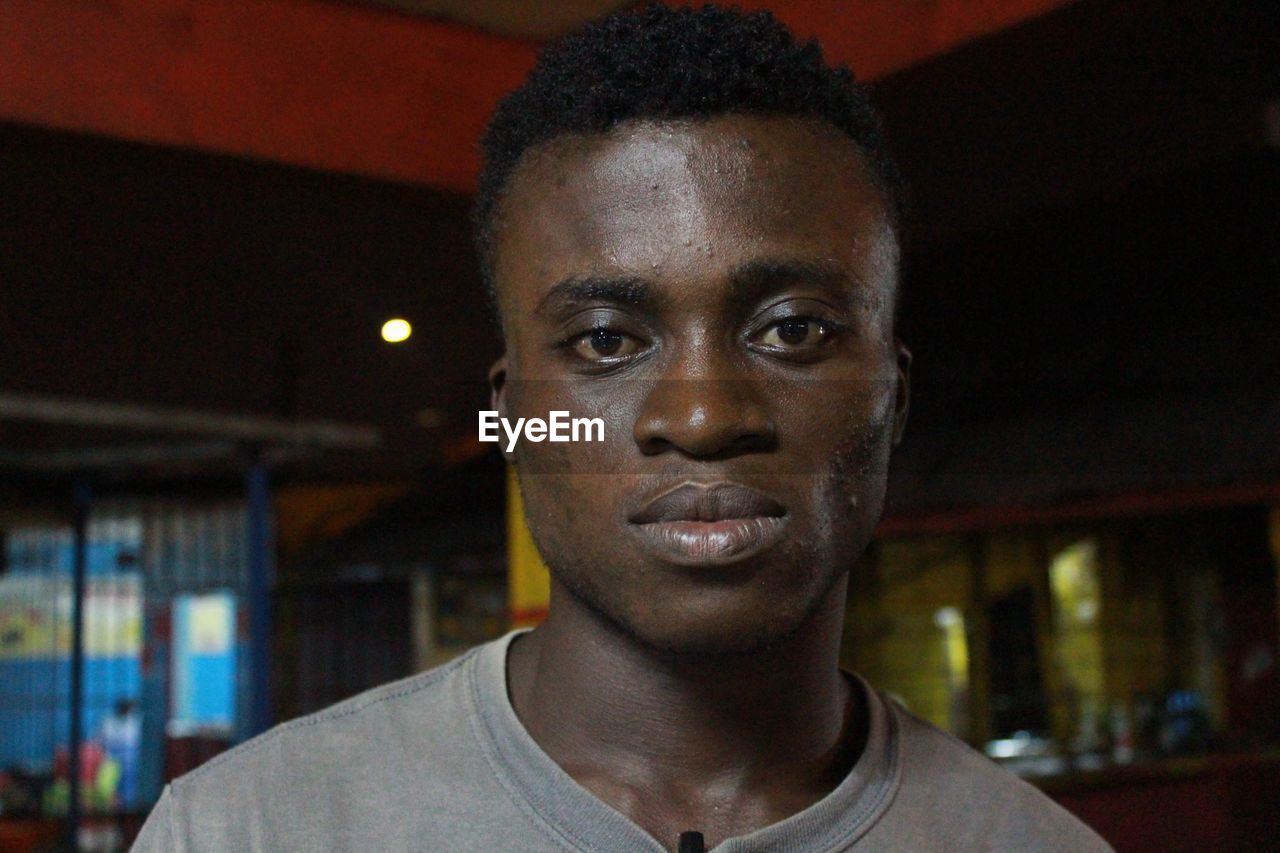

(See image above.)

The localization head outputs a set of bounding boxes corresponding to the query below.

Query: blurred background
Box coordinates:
[0,0,1277,850]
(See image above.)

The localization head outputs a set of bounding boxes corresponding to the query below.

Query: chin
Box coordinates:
[560,557,842,658]
[637,614,813,657]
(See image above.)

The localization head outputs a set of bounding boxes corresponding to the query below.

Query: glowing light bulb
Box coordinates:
[381,318,412,343]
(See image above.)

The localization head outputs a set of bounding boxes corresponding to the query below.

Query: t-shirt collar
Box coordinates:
[469,628,902,852]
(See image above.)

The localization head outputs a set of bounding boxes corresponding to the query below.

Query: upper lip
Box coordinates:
[629,482,787,524]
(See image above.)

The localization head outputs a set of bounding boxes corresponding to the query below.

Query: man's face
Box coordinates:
[489,114,910,654]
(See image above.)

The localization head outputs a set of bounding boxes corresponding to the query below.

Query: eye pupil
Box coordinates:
[590,328,624,355]
[777,318,811,345]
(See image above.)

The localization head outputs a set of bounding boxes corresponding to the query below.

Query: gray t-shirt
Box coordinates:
[133,630,1113,851]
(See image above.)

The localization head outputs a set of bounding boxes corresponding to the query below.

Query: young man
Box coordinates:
[135,6,1113,851]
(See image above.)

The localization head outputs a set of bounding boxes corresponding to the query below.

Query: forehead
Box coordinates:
[491,114,897,318]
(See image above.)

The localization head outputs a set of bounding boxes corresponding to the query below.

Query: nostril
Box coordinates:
[633,385,776,458]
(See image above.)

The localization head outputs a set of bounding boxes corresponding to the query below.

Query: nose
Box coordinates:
[632,349,776,458]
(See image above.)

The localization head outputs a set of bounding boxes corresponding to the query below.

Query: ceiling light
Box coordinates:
[381,318,412,344]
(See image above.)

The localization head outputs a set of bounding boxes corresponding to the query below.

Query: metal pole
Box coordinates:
[245,454,274,736]
[67,480,91,848]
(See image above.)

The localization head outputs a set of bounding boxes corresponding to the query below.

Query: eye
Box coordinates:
[568,327,643,362]
[757,317,835,349]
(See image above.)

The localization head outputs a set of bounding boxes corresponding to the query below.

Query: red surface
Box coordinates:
[0,0,1073,191]
[0,820,63,853]
[1049,753,1280,851]
[510,606,549,626]
[877,481,1280,536]
[165,735,232,782]
[0,0,536,192]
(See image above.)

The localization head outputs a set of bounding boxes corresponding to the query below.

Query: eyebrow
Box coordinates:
[535,275,652,316]
[534,256,864,318]
[724,257,860,315]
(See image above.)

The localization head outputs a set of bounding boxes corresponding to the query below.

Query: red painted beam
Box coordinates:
[0,0,536,193]
[876,481,1280,537]
[0,0,1074,191]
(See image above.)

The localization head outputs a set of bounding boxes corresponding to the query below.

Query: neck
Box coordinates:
[507,575,858,795]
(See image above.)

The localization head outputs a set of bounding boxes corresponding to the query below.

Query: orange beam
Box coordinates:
[0,0,535,193]
[0,0,1074,191]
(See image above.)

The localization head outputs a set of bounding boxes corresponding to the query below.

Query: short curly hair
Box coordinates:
[474,2,906,317]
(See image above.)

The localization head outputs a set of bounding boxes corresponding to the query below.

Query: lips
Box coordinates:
[627,482,788,566]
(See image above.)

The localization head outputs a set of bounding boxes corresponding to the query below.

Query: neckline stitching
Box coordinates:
[473,632,904,853]
[805,692,904,851]
[712,676,904,852]
[467,637,606,852]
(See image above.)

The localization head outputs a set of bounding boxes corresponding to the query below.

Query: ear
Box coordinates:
[891,339,912,447]
[488,354,515,462]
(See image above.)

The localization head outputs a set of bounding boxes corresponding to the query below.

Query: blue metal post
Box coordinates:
[245,455,274,736]
[67,480,91,846]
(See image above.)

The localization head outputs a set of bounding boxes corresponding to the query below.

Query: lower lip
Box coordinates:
[628,516,788,566]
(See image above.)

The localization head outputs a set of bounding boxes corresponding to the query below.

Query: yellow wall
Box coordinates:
[853,517,1237,752]
[845,537,972,734]
[507,466,550,627]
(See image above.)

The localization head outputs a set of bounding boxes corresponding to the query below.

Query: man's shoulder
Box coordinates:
[882,697,1114,852]
[132,643,502,850]
[181,646,475,790]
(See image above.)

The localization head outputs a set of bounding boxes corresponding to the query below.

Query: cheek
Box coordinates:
[822,402,895,515]
[789,384,896,525]
[518,473,575,542]
[508,394,634,538]
[508,377,640,475]
[779,378,893,466]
